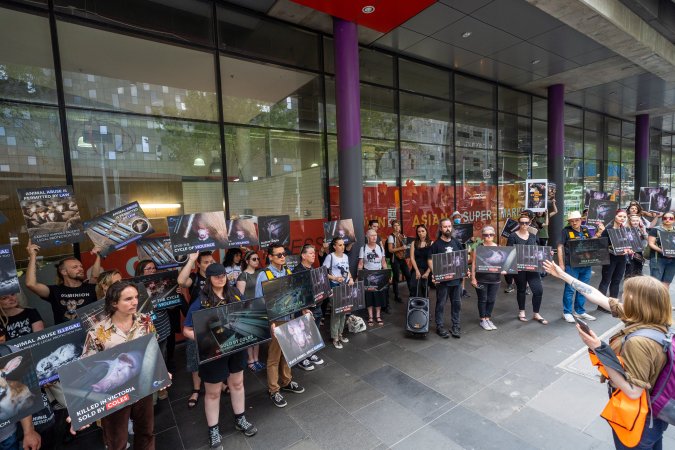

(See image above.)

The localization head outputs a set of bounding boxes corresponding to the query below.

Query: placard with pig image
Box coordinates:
[0,348,42,430]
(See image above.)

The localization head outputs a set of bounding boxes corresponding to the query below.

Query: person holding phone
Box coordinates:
[543,260,671,449]
[470,226,500,331]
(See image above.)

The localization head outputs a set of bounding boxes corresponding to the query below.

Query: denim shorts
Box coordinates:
[649,255,675,283]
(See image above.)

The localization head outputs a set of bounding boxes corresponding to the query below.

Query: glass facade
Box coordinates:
[1,0,674,261]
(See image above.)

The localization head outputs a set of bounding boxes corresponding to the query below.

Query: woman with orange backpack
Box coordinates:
[543,260,671,449]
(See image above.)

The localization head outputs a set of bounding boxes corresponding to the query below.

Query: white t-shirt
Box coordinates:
[359,244,385,270]
[322,253,351,281]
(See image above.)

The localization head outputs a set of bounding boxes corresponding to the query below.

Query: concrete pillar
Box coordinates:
[333,18,364,251]
[547,84,565,246]
[635,114,649,192]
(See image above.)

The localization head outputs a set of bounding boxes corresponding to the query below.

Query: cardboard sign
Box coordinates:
[137,236,186,270]
[274,314,324,367]
[500,218,520,238]
[0,349,43,429]
[310,267,331,304]
[474,246,516,274]
[323,219,356,244]
[525,179,548,212]
[58,334,170,430]
[331,281,365,315]
[167,211,229,256]
[17,185,84,248]
[262,271,315,321]
[0,245,20,297]
[587,199,618,226]
[226,218,258,248]
[658,231,675,257]
[432,249,468,282]
[257,215,290,248]
[84,202,154,257]
[131,272,182,311]
[357,269,391,291]
[192,297,271,364]
[515,245,552,272]
[568,238,611,267]
[649,193,673,214]
[607,228,634,255]
[7,321,86,386]
[452,224,474,244]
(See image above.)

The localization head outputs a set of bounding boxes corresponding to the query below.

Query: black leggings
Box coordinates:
[391,257,412,300]
[599,254,627,298]
[515,271,543,313]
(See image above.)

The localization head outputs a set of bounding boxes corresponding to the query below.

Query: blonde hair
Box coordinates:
[0,292,26,332]
[622,276,673,326]
[96,269,121,299]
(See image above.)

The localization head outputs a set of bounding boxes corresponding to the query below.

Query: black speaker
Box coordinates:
[406,297,429,334]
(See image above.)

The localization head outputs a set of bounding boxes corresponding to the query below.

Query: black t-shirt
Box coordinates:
[507,232,538,246]
[559,225,591,267]
[429,237,464,286]
[45,283,97,324]
[189,272,207,301]
[0,308,42,340]
[648,227,673,259]
[292,264,311,273]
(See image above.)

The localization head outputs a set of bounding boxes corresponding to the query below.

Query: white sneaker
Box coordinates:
[480,320,491,331]
[297,359,315,371]
[563,313,575,323]
[574,312,597,321]
[309,354,324,365]
[487,319,497,330]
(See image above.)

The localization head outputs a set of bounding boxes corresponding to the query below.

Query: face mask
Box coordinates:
[453,218,461,224]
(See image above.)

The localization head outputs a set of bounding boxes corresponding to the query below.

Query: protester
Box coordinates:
[236,250,265,373]
[0,292,44,340]
[291,245,324,371]
[598,209,633,299]
[470,226,500,330]
[533,211,550,246]
[25,241,101,324]
[223,248,243,287]
[81,281,160,450]
[323,238,354,348]
[409,224,433,296]
[451,211,470,298]
[366,219,383,246]
[557,211,604,323]
[95,269,122,300]
[543,261,671,449]
[625,214,647,279]
[427,218,464,338]
[387,220,411,303]
[358,229,388,326]
[647,210,675,288]
[627,201,658,228]
[183,264,257,448]
[255,244,305,408]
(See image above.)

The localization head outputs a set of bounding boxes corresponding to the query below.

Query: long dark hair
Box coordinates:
[223,248,242,268]
[134,259,155,277]
[200,277,242,308]
[240,250,258,271]
[414,224,430,246]
[104,281,138,317]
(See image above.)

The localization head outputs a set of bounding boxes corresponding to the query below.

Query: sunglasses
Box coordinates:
[664,217,674,221]
[519,221,530,225]
[482,233,495,237]
[272,252,287,258]
[249,257,259,261]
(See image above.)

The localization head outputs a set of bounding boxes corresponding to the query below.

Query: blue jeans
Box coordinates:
[612,416,668,449]
[649,255,675,284]
[562,265,592,315]
[0,430,19,450]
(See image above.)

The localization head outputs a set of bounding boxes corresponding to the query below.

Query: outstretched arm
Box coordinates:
[542,260,611,310]
[25,241,50,298]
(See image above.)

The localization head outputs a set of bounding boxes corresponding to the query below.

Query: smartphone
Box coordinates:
[574,316,591,335]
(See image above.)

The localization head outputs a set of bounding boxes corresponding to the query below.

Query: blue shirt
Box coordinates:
[254,265,289,298]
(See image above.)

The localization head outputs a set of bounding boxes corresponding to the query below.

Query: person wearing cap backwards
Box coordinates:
[557,211,605,323]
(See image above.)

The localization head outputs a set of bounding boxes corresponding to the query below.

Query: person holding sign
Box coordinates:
[427,218,465,339]
[507,217,547,324]
[410,225,433,297]
[387,220,411,304]
[625,214,648,279]
[184,264,257,449]
[558,211,604,323]
[647,211,675,288]
[80,281,158,450]
[470,227,500,331]
[598,210,633,300]
[323,238,354,348]
[358,229,388,327]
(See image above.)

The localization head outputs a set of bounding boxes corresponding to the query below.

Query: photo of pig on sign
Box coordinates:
[58,334,170,429]
[0,348,42,430]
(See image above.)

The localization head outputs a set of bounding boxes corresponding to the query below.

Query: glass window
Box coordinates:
[498,87,531,116]
[584,160,601,193]
[323,39,393,87]
[0,102,66,260]
[455,104,495,150]
[608,135,620,161]
[564,126,583,158]
[622,139,635,164]
[532,154,547,178]
[564,157,583,214]
[399,58,451,99]
[456,147,497,233]
[499,152,528,226]
[455,74,494,109]
[218,6,319,71]
[498,113,530,153]
[621,163,634,203]
[533,119,547,154]
[584,130,601,159]
[605,161,621,197]
[660,147,671,190]
[532,97,547,121]
[622,121,635,139]
[0,9,57,104]
[564,105,582,127]
[58,21,218,121]
[221,55,322,132]
[607,118,621,136]
[361,84,396,140]
[584,111,602,132]
[54,0,214,46]
[399,92,451,145]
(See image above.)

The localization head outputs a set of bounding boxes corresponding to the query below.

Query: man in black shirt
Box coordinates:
[25,241,100,324]
[177,250,215,302]
[427,218,464,338]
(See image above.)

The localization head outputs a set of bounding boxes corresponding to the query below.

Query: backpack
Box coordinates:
[624,328,675,425]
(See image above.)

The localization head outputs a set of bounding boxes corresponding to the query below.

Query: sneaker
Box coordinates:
[436,326,450,338]
[338,335,349,343]
[487,319,497,330]
[208,426,223,449]
[526,287,531,295]
[505,285,515,293]
[309,354,324,365]
[281,381,305,394]
[451,327,461,339]
[462,289,470,298]
[297,359,315,371]
[270,391,287,408]
[574,312,597,321]
[562,313,575,323]
[235,415,257,437]
[480,319,492,331]
[333,340,343,349]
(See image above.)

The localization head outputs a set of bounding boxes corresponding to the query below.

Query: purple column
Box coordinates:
[333,18,364,246]
[547,84,564,245]
[635,114,649,192]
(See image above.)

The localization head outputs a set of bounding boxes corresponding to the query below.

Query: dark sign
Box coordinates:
[284,255,301,272]
[84,202,154,257]
[262,271,315,321]
[584,190,611,208]
[167,211,229,256]
[274,313,324,367]
[131,271,182,311]
[515,245,552,272]
[568,238,611,267]
[432,249,468,282]
[452,224,474,244]
[310,267,331,304]
[607,228,634,255]
[0,349,42,429]
[257,215,290,248]
[331,281,365,315]
[323,219,356,244]
[137,236,186,270]
[192,297,271,364]
[587,199,618,226]
[649,193,673,214]
[357,269,391,291]
[658,231,675,257]
[474,246,516,274]
[0,245,19,297]
[500,218,520,238]
[226,219,258,248]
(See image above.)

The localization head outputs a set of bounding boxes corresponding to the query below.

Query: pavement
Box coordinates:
[63,270,675,449]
